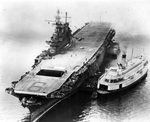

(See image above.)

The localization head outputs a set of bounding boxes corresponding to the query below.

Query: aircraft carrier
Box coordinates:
[6,10,116,121]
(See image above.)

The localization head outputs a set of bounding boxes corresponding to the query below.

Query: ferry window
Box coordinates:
[137,70,142,74]
[119,78,123,81]
[129,76,134,79]
[111,80,114,83]
[110,79,118,83]
[144,61,148,66]
[36,69,65,77]
[110,69,117,72]
[105,79,109,82]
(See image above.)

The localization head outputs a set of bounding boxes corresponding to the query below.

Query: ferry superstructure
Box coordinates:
[97,55,148,94]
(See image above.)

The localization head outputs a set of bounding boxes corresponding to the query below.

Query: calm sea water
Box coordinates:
[1,33,150,122]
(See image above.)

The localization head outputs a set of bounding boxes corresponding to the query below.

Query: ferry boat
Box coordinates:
[97,54,148,94]
[6,10,116,121]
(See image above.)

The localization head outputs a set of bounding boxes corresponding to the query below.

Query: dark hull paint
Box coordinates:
[30,39,108,122]
[12,22,115,122]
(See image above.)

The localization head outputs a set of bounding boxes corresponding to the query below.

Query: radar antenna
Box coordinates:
[45,9,62,25]
[45,10,71,25]
[62,12,71,23]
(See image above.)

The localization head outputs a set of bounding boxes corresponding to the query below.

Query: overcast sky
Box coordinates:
[0,0,150,44]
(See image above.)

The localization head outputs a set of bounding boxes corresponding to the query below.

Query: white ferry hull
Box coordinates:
[97,56,148,94]
[97,71,148,94]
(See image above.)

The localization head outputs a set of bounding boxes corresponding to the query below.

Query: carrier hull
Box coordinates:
[29,22,115,121]
[7,22,116,121]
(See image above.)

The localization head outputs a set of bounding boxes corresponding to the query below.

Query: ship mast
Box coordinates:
[45,9,62,25]
[45,9,71,25]
[44,9,72,54]
[55,9,61,24]
[131,48,134,60]
[65,12,71,23]
[65,12,68,23]
[63,12,71,24]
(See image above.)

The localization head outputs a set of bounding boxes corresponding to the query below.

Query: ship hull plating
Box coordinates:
[29,22,115,121]
[7,22,115,122]
[30,37,108,122]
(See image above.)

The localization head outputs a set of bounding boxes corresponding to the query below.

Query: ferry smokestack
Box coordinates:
[122,53,127,67]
